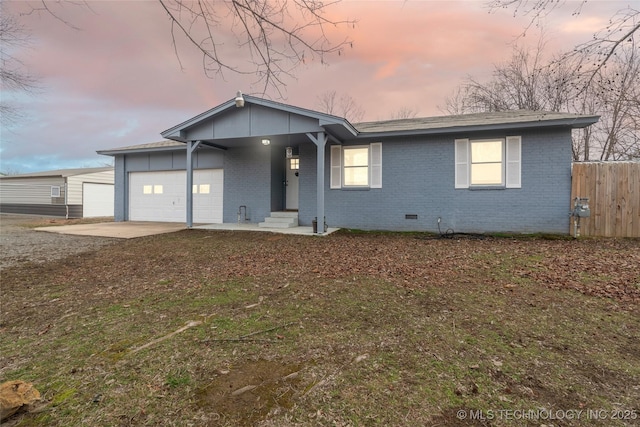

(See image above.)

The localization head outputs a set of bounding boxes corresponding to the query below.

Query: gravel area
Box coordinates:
[0,214,118,269]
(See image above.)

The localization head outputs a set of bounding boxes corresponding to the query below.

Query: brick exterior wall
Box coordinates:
[113,127,572,234]
[300,128,572,234]
[222,146,272,224]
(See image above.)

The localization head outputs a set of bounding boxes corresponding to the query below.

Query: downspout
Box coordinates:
[64,179,69,219]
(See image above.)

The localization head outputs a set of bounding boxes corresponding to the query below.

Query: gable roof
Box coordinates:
[97,103,600,156]
[354,110,599,137]
[0,166,113,179]
[161,94,359,142]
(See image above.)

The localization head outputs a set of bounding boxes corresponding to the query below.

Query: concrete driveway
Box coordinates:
[35,221,186,239]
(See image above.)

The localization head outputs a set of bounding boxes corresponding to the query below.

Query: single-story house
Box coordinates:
[0,167,114,218]
[97,94,599,234]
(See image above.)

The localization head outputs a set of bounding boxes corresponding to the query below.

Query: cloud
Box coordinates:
[560,16,609,35]
[1,0,631,173]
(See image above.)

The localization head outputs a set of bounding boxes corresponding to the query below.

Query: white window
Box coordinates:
[330,143,382,189]
[471,140,503,185]
[455,136,521,189]
[153,185,163,194]
[289,158,299,170]
[51,186,61,197]
[344,146,369,186]
[192,184,210,194]
[143,185,153,194]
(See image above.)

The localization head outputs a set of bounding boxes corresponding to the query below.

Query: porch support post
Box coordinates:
[306,131,328,234]
[186,140,201,228]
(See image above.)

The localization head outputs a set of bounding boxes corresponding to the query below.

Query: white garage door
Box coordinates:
[129,170,223,223]
[83,183,114,217]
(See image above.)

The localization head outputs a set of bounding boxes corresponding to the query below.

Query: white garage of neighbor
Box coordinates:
[128,169,223,223]
[0,167,114,218]
[83,183,115,217]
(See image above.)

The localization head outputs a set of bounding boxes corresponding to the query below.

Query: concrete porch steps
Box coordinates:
[258,211,299,228]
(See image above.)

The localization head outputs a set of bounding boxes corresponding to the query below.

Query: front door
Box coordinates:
[285,156,299,210]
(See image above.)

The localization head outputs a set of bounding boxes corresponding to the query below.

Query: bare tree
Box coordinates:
[566,40,639,160]
[0,166,22,176]
[16,0,355,98]
[487,0,639,93]
[2,1,94,126]
[18,0,89,30]
[590,42,640,160]
[0,9,38,125]
[442,39,640,161]
[158,0,355,96]
[316,90,365,122]
[441,87,471,116]
[389,107,418,119]
[570,92,598,161]
[316,90,339,114]
[441,41,576,114]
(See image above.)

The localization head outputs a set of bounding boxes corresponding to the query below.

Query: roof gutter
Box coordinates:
[97,145,185,156]
[354,115,601,139]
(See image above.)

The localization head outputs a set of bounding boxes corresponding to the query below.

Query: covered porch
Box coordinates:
[161,93,357,234]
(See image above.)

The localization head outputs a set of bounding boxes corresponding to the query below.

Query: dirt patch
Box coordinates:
[196,359,304,426]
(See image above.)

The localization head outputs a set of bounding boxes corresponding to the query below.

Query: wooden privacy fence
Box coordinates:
[571,162,640,237]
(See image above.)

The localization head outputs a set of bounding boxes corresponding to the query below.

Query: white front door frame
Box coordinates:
[285,156,299,210]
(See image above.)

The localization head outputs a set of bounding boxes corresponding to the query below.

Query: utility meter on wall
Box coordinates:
[573,198,590,218]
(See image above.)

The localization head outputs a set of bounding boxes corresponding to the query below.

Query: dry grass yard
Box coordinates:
[1,219,639,426]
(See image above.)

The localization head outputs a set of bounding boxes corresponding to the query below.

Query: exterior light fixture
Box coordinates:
[235,90,245,108]
[285,147,293,158]
[261,138,271,146]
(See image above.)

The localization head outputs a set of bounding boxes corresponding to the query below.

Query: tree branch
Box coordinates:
[157,0,355,97]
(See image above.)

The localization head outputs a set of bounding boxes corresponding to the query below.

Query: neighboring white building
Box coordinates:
[0,167,114,218]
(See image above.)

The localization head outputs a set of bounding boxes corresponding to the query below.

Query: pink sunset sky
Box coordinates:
[0,0,629,173]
